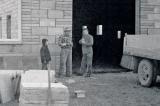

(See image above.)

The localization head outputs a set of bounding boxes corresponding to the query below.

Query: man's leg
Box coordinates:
[59,49,67,76]
[66,50,72,77]
[42,63,45,70]
[87,65,92,77]
[42,63,48,70]
[79,54,87,75]
[86,54,93,77]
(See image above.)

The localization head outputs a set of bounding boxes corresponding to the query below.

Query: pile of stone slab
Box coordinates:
[19,70,69,106]
[0,70,24,104]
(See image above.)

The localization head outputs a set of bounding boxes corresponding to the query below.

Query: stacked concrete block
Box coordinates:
[0,70,24,103]
[19,83,69,106]
[19,70,69,106]
[138,0,160,34]
[20,70,56,83]
[0,75,15,103]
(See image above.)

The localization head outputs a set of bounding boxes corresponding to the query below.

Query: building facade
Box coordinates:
[0,0,72,71]
[0,0,159,70]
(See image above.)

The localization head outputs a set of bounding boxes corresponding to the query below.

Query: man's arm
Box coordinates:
[45,47,51,63]
[58,36,67,47]
[58,36,62,46]
[70,39,73,47]
[40,48,46,63]
[84,36,93,46]
[66,37,73,47]
[79,39,82,44]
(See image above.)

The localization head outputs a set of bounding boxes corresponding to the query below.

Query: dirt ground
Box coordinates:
[1,72,160,106]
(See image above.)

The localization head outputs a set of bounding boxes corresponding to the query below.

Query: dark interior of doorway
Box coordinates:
[73,0,135,68]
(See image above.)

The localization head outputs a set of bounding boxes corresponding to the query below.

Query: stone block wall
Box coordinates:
[0,0,72,71]
[138,0,160,34]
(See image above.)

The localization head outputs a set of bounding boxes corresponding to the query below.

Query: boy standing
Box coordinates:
[40,39,51,70]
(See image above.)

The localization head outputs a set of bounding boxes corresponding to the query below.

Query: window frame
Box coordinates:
[7,15,11,39]
[0,0,22,44]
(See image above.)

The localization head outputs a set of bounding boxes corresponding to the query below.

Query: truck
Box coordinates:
[120,34,160,87]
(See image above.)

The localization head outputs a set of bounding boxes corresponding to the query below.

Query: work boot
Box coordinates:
[66,74,71,77]
[76,71,83,76]
[66,71,72,77]
[84,73,90,77]
[56,73,63,78]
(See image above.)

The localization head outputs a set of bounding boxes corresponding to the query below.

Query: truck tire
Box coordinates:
[138,59,157,87]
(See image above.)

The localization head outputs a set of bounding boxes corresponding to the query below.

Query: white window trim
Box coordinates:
[0,0,22,44]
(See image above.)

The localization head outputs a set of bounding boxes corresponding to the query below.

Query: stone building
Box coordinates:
[0,0,159,70]
[136,0,160,35]
[0,0,72,70]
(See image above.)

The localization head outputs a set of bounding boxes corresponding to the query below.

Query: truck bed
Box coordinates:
[123,34,160,60]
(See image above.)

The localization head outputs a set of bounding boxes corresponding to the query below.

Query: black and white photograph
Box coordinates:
[0,0,160,106]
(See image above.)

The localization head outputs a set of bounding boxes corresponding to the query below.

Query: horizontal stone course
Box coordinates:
[154,7,160,13]
[48,27,63,35]
[40,19,55,26]
[64,10,72,17]
[56,6,72,11]
[148,14,160,20]
[48,10,64,18]
[147,0,160,5]
[148,28,160,34]
[154,22,160,28]
[40,0,55,9]
[140,28,148,34]
[0,52,60,72]
[32,10,47,18]
[32,27,48,35]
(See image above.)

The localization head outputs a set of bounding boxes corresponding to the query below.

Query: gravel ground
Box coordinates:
[1,72,160,106]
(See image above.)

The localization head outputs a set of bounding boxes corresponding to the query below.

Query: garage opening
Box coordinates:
[73,0,135,68]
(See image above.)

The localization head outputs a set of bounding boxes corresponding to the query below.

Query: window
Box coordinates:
[0,14,21,44]
[0,0,22,44]
[7,15,11,39]
[97,25,103,35]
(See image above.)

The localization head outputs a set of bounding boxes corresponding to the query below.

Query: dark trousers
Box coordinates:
[80,53,93,76]
[42,63,48,70]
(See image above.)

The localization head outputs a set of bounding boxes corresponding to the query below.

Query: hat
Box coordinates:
[42,39,48,46]
[82,26,88,30]
[64,27,71,32]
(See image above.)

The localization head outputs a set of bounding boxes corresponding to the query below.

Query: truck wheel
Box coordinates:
[138,59,157,87]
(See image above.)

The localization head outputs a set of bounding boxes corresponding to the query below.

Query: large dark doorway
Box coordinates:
[73,0,135,68]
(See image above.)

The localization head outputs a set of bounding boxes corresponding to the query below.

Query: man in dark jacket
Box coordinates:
[79,27,94,77]
[40,39,51,70]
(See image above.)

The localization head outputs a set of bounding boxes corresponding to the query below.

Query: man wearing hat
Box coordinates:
[58,27,73,77]
[79,26,94,77]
